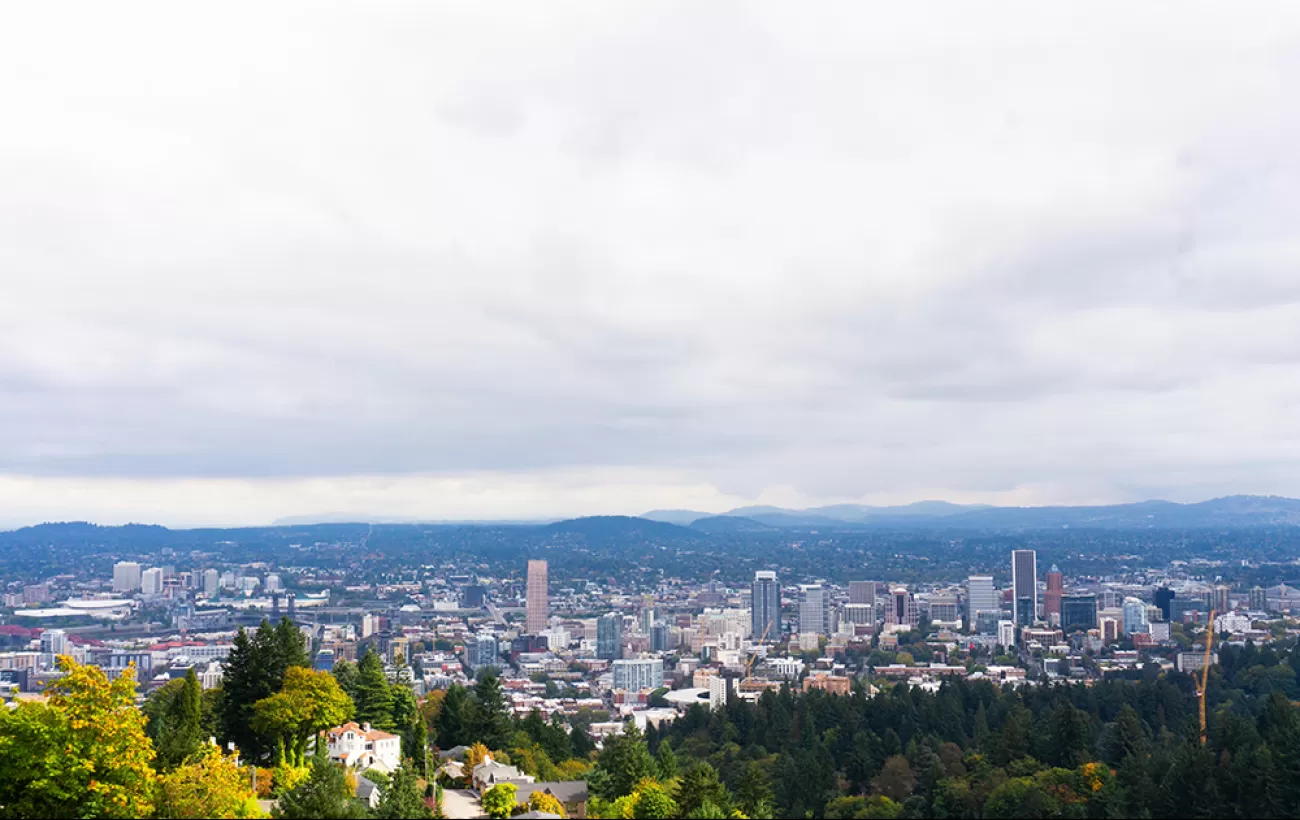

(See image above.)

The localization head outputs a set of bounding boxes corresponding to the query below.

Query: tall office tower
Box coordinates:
[1122,597,1149,635]
[40,629,68,655]
[848,581,876,607]
[651,623,671,652]
[1045,566,1064,626]
[1061,594,1098,632]
[966,575,998,630]
[640,595,656,634]
[597,612,624,660]
[203,569,219,597]
[113,562,142,593]
[1250,586,1267,611]
[751,571,780,642]
[888,586,920,628]
[470,633,499,671]
[461,584,487,609]
[141,567,165,596]
[798,584,829,637]
[1012,550,1038,626]
[526,559,549,634]
[1210,585,1231,613]
[1154,587,1175,620]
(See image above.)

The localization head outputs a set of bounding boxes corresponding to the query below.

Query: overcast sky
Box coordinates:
[3,2,1300,527]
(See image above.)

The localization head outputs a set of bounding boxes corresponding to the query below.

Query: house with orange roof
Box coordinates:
[325,721,401,773]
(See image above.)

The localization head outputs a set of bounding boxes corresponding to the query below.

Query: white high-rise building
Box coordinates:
[265,574,282,593]
[1122,597,1150,636]
[526,560,549,634]
[612,658,664,692]
[113,562,142,593]
[998,619,1017,649]
[798,584,829,638]
[966,575,999,629]
[203,569,220,596]
[41,629,69,655]
[141,567,165,596]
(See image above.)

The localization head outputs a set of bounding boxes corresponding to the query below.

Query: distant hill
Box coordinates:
[722,500,991,525]
[688,515,781,534]
[6,497,1300,551]
[543,515,704,543]
[662,496,1300,530]
[641,509,715,526]
[936,495,1300,529]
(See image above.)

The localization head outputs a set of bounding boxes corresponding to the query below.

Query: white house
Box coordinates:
[326,722,401,773]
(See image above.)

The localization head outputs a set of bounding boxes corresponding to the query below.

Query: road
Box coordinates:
[441,789,487,819]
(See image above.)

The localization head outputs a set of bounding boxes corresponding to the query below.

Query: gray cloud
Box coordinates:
[2,2,1300,523]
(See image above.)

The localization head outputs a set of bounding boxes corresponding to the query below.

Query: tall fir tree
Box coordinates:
[331,658,359,701]
[434,684,471,750]
[471,672,512,750]
[220,626,275,759]
[354,647,396,730]
[271,617,311,682]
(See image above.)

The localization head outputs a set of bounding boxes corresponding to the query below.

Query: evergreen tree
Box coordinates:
[1101,704,1150,765]
[156,667,203,770]
[471,672,512,750]
[273,750,368,819]
[332,659,359,701]
[655,739,678,781]
[594,723,656,799]
[220,626,275,759]
[374,762,433,819]
[354,648,396,730]
[570,724,595,758]
[434,684,472,750]
[677,761,731,817]
[391,685,427,772]
[271,617,310,682]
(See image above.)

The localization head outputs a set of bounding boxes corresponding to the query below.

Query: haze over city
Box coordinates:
[4,3,1300,527]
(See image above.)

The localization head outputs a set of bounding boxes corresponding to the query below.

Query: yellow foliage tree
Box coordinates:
[251,667,353,767]
[0,657,158,818]
[465,741,491,769]
[159,744,264,818]
[528,790,568,817]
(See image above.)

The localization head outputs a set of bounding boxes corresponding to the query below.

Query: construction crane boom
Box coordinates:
[1199,609,1216,745]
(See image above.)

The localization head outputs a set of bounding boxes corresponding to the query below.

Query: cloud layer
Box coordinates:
[3,2,1300,525]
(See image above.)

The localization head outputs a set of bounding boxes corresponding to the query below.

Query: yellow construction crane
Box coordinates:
[746,621,773,683]
[1199,610,1216,746]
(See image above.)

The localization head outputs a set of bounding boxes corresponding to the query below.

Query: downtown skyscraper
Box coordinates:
[526,559,548,634]
[798,584,829,637]
[597,612,624,660]
[1012,549,1038,627]
[751,570,780,642]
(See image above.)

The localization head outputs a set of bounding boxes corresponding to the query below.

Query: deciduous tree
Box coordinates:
[252,667,354,767]
[158,744,262,819]
[481,782,518,820]
[0,658,157,818]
